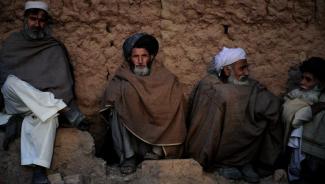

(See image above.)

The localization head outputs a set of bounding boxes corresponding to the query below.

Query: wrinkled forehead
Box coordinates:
[232,59,248,67]
[25,8,48,18]
[302,72,317,80]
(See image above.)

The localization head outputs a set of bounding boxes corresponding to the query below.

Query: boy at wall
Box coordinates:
[282,57,325,182]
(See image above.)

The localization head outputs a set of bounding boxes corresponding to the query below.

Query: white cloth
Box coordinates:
[213,47,246,75]
[2,75,66,122]
[0,75,66,168]
[288,126,305,181]
[25,1,49,13]
[292,106,312,128]
[288,126,304,149]
[20,114,58,168]
[0,112,11,125]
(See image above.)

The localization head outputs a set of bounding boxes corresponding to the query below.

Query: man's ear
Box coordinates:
[223,66,231,77]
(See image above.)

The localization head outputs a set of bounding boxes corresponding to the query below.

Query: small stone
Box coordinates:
[48,173,64,184]
[64,174,83,184]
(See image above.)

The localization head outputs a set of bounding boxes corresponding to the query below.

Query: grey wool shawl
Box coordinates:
[0,31,74,104]
[185,74,283,168]
[302,93,325,160]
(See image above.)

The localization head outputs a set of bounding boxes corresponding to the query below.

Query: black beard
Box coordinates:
[23,21,51,40]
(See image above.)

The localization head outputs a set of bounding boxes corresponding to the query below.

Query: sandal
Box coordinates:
[120,157,137,174]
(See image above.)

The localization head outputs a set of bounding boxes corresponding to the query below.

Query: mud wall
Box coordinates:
[1,0,325,115]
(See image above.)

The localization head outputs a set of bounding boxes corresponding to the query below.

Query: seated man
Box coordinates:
[185,47,283,183]
[282,57,325,183]
[101,33,187,174]
[0,1,89,183]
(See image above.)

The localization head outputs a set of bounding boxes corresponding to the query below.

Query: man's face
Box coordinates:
[131,48,151,76]
[223,59,249,85]
[231,59,249,80]
[27,10,47,30]
[131,48,150,67]
[24,10,49,40]
[300,72,319,91]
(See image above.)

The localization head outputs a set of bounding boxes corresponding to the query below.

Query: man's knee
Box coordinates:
[1,75,20,94]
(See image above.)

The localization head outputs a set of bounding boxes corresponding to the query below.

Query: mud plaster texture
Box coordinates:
[0,1,323,183]
[1,0,325,116]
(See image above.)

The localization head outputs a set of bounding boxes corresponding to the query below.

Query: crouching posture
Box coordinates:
[186,47,283,183]
[101,33,187,174]
[282,57,325,183]
[0,1,89,183]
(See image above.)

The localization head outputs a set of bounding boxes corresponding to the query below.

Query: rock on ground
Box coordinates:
[1,128,288,184]
[0,128,107,184]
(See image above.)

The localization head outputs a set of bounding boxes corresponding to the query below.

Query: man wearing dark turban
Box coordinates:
[101,33,187,174]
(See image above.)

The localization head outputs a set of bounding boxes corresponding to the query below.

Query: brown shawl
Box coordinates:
[185,74,283,168]
[102,61,187,156]
[0,31,74,104]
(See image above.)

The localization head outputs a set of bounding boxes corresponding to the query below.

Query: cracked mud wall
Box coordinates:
[1,0,325,116]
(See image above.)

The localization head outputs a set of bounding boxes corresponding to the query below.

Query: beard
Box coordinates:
[228,75,250,86]
[133,65,150,76]
[23,20,51,40]
[294,86,321,103]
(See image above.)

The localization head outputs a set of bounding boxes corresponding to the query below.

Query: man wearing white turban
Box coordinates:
[213,47,246,75]
[0,1,89,183]
[185,47,283,183]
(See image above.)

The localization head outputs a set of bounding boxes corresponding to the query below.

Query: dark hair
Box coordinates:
[128,34,159,70]
[300,57,325,81]
[218,69,228,83]
[24,8,52,24]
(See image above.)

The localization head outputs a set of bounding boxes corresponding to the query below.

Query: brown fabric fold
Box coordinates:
[102,61,187,156]
[185,74,283,168]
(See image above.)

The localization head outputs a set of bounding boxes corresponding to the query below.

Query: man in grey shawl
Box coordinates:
[101,33,187,174]
[0,1,89,183]
[185,47,283,183]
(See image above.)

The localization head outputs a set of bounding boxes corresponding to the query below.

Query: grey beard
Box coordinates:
[290,86,321,104]
[228,75,250,86]
[133,66,150,76]
[23,20,51,40]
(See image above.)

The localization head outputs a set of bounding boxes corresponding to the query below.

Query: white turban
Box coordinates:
[213,47,246,76]
[25,1,49,13]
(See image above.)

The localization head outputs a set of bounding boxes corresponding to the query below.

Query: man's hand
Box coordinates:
[311,102,325,116]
